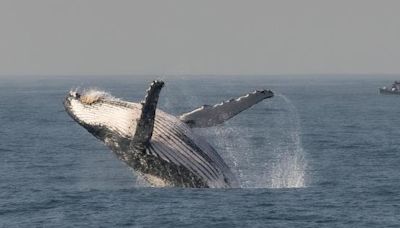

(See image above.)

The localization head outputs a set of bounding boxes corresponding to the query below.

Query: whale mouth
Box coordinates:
[63,91,81,123]
[64,89,112,125]
[63,88,132,132]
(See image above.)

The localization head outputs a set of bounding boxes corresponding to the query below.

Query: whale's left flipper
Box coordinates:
[131,80,164,150]
[180,89,273,128]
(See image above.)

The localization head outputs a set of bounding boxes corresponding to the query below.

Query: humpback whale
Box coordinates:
[64,81,273,188]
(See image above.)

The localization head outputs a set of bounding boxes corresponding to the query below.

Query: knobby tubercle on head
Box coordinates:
[69,88,116,105]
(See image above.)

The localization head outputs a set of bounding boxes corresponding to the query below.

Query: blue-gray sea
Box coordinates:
[1,75,399,227]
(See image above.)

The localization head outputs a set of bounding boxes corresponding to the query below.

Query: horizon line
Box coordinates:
[0,73,400,78]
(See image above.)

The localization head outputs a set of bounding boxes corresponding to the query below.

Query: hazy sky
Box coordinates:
[1,0,399,76]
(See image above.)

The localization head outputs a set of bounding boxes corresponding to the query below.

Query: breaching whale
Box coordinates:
[64,80,273,188]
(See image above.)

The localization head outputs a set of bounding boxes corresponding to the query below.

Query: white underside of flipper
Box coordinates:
[179,89,274,128]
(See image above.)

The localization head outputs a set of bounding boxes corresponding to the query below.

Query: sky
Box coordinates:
[0,0,399,76]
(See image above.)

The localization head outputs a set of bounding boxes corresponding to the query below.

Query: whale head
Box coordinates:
[64,89,141,144]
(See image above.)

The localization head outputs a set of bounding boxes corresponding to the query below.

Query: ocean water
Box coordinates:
[1,75,399,227]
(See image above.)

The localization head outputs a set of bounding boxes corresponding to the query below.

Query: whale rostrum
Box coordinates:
[64,80,274,188]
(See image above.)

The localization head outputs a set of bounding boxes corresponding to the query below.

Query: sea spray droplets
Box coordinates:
[269,94,307,188]
[201,93,308,189]
[154,79,307,188]
[205,126,247,187]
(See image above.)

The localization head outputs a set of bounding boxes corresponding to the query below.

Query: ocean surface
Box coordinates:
[1,75,399,227]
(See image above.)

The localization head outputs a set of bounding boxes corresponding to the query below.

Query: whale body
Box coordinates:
[64,81,273,188]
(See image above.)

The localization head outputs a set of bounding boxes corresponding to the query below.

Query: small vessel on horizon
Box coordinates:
[379,81,400,95]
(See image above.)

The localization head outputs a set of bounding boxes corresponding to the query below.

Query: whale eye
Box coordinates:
[69,91,81,98]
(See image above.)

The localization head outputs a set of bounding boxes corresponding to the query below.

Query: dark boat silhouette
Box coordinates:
[379,81,400,95]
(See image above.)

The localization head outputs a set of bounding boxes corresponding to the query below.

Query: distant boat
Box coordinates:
[379,81,400,95]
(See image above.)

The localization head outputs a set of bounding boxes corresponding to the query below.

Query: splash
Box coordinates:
[155,80,308,188]
[204,93,308,189]
[266,94,307,188]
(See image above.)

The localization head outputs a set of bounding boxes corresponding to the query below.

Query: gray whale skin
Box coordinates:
[64,80,273,188]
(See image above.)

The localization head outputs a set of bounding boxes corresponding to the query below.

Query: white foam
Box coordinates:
[269,94,307,188]
[200,93,308,189]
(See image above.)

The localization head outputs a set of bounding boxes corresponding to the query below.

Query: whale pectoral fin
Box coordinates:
[179,89,274,128]
[131,80,164,150]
